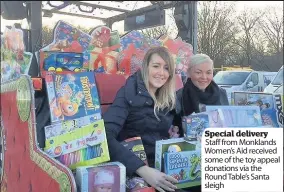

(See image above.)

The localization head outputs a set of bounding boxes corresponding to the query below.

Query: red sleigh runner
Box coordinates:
[0,76,77,192]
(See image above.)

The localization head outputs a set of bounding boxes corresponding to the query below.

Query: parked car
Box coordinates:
[264,66,283,94]
[214,70,277,101]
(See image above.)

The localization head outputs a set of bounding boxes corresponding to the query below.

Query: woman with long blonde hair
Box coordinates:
[104,46,181,192]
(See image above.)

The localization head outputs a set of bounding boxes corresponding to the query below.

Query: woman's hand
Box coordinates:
[136,166,178,192]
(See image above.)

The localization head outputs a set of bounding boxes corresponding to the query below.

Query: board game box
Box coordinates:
[45,71,101,124]
[164,150,201,189]
[76,162,126,192]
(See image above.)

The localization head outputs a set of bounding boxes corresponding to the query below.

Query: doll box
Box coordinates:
[155,138,197,172]
[76,162,126,192]
[164,150,201,189]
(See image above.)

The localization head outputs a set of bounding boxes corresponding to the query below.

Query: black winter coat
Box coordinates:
[103,71,181,176]
[176,86,229,117]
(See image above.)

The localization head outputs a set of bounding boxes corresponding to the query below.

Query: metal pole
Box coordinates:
[192,1,198,54]
[27,1,42,77]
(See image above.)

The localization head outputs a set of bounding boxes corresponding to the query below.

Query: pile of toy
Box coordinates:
[30,20,193,191]
[33,20,196,192]
[1,20,283,192]
[38,21,284,191]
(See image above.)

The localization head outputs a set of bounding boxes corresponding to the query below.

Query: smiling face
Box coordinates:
[148,53,170,94]
[188,62,214,91]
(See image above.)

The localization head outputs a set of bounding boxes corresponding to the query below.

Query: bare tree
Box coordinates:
[233,8,265,68]
[258,6,283,54]
[224,43,246,67]
[197,1,239,68]
[42,25,54,47]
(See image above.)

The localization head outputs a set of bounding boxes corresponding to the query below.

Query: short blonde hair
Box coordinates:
[188,54,214,71]
[141,47,176,119]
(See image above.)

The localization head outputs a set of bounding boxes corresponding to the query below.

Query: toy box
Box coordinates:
[182,113,209,140]
[44,119,109,158]
[164,150,201,189]
[182,110,224,140]
[45,71,101,124]
[232,91,282,127]
[56,144,105,168]
[39,51,90,77]
[273,94,283,127]
[76,162,126,192]
[44,114,101,140]
[155,138,197,172]
[204,105,263,127]
[121,137,148,165]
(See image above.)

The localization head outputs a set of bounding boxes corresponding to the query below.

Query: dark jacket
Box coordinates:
[176,86,229,117]
[103,71,181,176]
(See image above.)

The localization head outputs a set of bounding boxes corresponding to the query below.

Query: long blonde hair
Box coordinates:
[141,47,176,119]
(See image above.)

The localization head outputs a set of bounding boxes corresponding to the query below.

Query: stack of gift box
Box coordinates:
[43,71,156,192]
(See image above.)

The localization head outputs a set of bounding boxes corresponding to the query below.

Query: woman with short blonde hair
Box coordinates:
[175,53,229,192]
[178,53,229,116]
